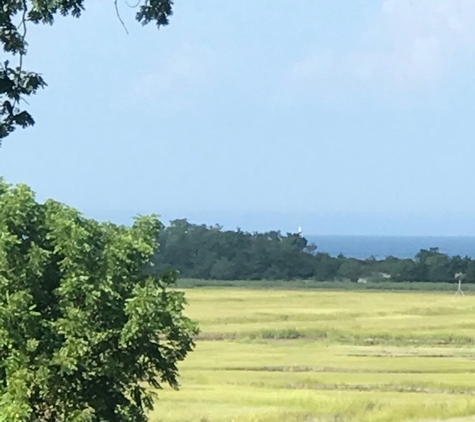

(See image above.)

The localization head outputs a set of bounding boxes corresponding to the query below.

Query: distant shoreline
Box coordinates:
[306,235,475,259]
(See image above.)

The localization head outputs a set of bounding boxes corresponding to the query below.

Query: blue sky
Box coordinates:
[1,0,475,236]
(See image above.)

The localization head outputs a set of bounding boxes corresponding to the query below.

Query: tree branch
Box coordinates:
[115,0,129,34]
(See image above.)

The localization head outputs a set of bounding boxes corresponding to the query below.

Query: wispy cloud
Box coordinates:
[285,0,475,102]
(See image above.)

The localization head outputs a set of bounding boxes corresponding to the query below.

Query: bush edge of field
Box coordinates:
[176,278,473,292]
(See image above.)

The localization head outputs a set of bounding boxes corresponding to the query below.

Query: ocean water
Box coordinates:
[306,236,475,259]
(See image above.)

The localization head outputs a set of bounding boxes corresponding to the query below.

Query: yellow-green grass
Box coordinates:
[149,289,475,422]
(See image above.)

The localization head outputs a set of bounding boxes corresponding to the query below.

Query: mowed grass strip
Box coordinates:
[149,289,475,422]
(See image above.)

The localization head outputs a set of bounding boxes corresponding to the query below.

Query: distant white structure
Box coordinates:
[297,226,302,236]
[454,272,466,296]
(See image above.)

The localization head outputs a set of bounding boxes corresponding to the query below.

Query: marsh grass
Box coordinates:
[176,279,475,292]
[149,289,475,422]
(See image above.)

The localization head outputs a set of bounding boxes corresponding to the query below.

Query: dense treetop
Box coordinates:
[0,180,197,422]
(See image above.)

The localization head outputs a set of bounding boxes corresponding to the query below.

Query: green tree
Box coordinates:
[0,0,174,142]
[151,222,323,281]
[210,258,237,280]
[313,253,339,281]
[337,259,361,282]
[464,258,475,283]
[415,248,454,282]
[0,179,198,422]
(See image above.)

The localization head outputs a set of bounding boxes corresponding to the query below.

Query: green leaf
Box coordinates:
[0,180,197,421]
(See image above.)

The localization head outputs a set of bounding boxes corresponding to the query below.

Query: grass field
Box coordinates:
[176,279,475,292]
[149,289,475,422]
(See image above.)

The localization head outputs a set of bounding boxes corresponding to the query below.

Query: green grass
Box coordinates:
[149,289,475,422]
[176,278,475,292]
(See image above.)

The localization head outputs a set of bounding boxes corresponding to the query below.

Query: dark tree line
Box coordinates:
[152,219,316,280]
[151,220,475,283]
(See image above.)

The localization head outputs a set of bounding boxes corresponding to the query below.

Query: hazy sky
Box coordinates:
[1,0,475,235]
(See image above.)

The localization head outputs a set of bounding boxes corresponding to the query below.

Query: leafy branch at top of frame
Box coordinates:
[0,0,174,144]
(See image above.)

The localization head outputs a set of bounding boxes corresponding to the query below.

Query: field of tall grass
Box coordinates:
[149,289,475,422]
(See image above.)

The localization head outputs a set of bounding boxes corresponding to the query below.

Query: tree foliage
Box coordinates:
[0,0,174,143]
[152,219,473,283]
[152,219,319,281]
[0,179,197,422]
